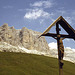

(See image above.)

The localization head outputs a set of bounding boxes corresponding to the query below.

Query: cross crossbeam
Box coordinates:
[42,33,74,39]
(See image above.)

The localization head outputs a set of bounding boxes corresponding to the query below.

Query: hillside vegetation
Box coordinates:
[0,52,75,75]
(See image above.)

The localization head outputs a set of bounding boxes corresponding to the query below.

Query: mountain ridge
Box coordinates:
[0,23,49,54]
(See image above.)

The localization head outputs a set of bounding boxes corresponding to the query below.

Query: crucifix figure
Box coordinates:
[59,38,64,68]
[53,37,65,69]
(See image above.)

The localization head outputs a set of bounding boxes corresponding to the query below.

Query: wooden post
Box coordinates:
[56,23,63,75]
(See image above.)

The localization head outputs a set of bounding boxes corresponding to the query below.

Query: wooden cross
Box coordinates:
[39,16,75,75]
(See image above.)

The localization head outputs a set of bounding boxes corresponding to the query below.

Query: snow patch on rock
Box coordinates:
[0,42,49,56]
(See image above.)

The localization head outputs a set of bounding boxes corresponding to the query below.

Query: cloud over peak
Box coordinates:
[24,0,54,20]
[48,42,57,49]
[30,1,53,8]
[24,8,50,19]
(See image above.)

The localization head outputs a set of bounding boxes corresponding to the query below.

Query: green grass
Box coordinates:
[0,52,75,75]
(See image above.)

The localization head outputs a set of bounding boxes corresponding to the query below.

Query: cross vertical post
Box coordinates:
[56,23,63,75]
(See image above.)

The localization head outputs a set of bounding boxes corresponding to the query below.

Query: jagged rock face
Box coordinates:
[0,24,49,53]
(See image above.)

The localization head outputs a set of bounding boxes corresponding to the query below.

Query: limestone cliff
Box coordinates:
[0,23,49,54]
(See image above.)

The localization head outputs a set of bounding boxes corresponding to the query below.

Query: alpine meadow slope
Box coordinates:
[0,52,75,75]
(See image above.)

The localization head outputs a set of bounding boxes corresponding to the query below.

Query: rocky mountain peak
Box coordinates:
[0,24,49,54]
[2,23,8,28]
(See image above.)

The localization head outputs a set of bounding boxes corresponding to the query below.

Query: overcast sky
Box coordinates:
[0,0,75,49]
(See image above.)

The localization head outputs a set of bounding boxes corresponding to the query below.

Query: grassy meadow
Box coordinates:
[0,52,75,75]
